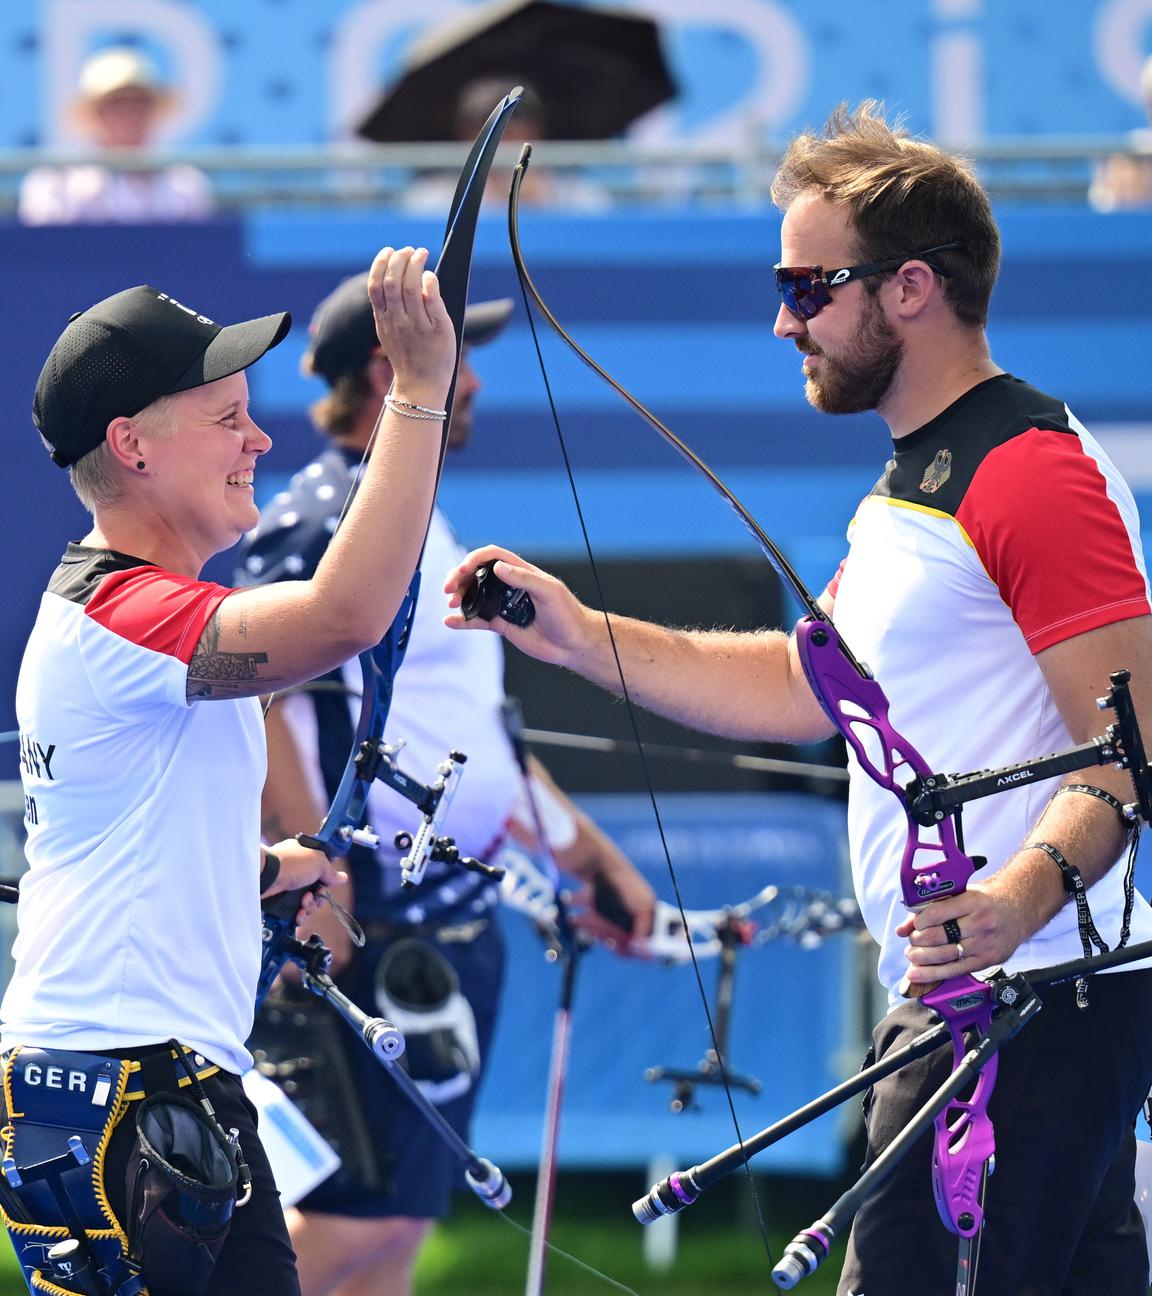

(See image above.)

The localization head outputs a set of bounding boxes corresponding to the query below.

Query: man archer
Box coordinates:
[444,103,1152,1295]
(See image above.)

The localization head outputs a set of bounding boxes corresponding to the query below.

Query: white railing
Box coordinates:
[0,134,1141,212]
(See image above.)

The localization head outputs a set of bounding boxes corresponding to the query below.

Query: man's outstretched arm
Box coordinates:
[444,545,836,745]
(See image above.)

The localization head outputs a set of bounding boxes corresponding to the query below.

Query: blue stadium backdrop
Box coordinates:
[4,1,1152,150]
[4,0,1152,1181]
[4,207,1152,740]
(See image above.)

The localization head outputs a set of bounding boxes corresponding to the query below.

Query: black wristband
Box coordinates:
[1028,840,1080,895]
[1027,840,1109,962]
[259,850,281,895]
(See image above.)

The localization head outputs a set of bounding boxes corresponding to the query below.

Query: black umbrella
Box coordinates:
[357,0,678,142]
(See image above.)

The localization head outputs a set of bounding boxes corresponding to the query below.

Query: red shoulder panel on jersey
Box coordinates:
[84,567,235,663]
[825,557,848,603]
[957,427,1150,654]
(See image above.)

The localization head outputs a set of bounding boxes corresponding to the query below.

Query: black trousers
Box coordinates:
[838,970,1152,1296]
[100,1069,300,1296]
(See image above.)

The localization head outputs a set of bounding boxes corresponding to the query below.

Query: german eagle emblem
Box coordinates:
[919,449,952,495]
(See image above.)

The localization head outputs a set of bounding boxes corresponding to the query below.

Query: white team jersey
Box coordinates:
[3,546,264,1074]
[828,376,1152,999]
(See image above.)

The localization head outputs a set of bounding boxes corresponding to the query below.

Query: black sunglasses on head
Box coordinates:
[774,241,965,321]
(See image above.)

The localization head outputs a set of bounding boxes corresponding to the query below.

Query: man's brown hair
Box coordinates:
[772,102,1000,327]
[308,370,373,441]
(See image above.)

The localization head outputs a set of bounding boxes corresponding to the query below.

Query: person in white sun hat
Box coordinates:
[19,45,214,226]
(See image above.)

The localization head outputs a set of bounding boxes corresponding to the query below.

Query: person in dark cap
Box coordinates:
[299,270,514,457]
[237,273,653,1296]
[2,247,452,1296]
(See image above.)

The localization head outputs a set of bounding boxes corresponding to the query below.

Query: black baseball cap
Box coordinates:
[303,273,514,387]
[34,285,292,468]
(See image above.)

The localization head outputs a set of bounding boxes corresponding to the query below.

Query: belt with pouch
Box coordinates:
[102,1043,221,1102]
[0,1041,240,1296]
[360,916,491,945]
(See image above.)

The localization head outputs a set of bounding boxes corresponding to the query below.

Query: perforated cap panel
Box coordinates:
[32,286,290,468]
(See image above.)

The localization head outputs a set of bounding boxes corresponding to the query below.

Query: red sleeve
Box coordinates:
[956,428,1150,654]
[84,567,235,664]
[824,558,848,603]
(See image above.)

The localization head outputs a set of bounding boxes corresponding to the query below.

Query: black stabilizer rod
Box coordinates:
[1024,935,1152,988]
[302,964,405,1062]
[260,899,512,1212]
[287,938,512,1210]
[632,1022,949,1224]
[380,1058,511,1209]
[771,989,1039,1289]
[905,738,1115,822]
[906,667,1152,826]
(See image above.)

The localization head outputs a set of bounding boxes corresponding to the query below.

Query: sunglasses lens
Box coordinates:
[775,269,827,320]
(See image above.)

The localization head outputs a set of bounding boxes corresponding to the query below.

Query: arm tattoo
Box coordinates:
[187,609,277,700]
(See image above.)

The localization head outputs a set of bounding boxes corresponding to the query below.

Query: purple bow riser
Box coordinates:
[922,976,999,1236]
[794,615,997,1237]
[794,618,977,908]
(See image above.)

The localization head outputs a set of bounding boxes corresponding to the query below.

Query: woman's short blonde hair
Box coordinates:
[70,394,180,513]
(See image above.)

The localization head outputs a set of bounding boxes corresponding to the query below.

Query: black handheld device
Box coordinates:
[460,564,536,628]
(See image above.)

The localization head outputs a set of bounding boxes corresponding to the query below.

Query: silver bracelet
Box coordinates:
[385,394,447,420]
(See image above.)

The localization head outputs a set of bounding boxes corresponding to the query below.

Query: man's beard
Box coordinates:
[801,293,903,415]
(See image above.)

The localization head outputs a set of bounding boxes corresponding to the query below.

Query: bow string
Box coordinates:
[506,142,995,1288]
[508,142,787,1280]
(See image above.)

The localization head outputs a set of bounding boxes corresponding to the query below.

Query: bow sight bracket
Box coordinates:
[903,669,1152,828]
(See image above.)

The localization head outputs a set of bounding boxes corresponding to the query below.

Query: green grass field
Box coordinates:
[0,1171,845,1294]
[413,1182,845,1294]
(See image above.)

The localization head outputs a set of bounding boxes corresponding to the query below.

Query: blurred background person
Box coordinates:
[1089,53,1152,210]
[19,46,214,225]
[402,78,614,211]
[238,272,654,1296]
[356,0,677,212]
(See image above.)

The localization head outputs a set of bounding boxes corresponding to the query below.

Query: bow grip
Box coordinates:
[255,886,313,1008]
[261,885,312,923]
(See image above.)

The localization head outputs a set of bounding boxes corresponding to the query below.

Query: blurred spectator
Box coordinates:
[403,78,613,212]
[1089,55,1152,211]
[19,47,214,225]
